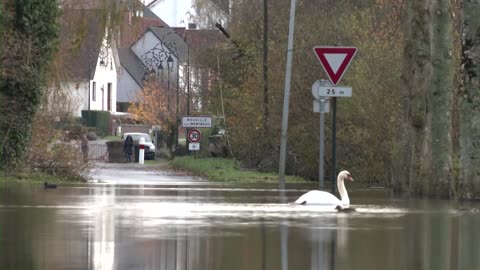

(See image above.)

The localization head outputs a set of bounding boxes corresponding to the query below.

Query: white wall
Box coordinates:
[117,66,142,103]
[47,81,88,117]
[131,31,161,60]
[71,82,89,116]
[89,43,117,114]
[131,30,181,87]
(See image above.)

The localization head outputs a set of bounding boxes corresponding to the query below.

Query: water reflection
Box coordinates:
[281,221,289,270]
[1,184,480,270]
[309,217,339,270]
[88,185,115,270]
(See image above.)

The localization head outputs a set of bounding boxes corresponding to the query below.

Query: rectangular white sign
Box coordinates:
[318,86,352,97]
[189,143,200,151]
[182,116,212,128]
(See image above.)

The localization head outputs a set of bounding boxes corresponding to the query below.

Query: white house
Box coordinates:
[87,36,118,114]
[59,8,119,117]
[117,27,189,112]
[56,1,225,120]
[116,48,146,111]
[58,1,222,118]
[116,24,225,116]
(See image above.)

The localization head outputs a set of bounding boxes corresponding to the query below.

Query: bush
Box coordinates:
[26,114,90,182]
[27,143,90,181]
[66,123,88,140]
[86,132,97,141]
[81,110,110,137]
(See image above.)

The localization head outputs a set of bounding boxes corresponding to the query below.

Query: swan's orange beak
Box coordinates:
[347,175,354,181]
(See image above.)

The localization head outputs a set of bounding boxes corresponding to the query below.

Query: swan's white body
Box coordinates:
[295,170,353,209]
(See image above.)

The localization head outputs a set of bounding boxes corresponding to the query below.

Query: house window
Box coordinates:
[107,83,112,111]
[92,81,96,101]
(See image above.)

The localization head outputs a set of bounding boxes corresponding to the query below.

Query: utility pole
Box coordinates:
[278,0,297,191]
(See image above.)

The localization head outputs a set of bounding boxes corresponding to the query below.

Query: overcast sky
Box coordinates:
[145,0,195,27]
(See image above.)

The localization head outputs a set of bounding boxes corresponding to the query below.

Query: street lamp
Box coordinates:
[140,33,182,152]
[166,54,174,113]
[157,61,164,76]
[167,55,174,70]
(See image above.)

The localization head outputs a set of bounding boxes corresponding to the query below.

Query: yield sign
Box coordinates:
[313,47,357,86]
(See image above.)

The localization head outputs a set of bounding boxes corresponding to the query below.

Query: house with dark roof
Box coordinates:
[117,27,188,112]
[116,0,169,111]
[116,24,224,113]
[58,8,119,117]
[118,0,169,48]
[58,0,224,119]
[56,0,170,117]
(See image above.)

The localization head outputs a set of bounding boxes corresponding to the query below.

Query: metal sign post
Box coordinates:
[312,46,357,193]
[187,129,201,152]
[331,97,337,194]
[319,99,326,189]
[312,80,331,189]
[182,115,211,154]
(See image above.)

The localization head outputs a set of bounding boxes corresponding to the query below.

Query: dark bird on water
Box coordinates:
[44,182,57,189]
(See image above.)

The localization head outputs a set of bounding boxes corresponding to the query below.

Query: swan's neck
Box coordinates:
[337,178,350,206]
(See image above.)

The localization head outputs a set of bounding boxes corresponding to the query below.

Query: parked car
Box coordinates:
[121,132,156,160]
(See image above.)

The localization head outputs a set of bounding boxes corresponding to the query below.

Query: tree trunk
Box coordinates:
[393,0,454,197]
[393,0,431,194]
[429,0,454,196]
[459,0,480,199]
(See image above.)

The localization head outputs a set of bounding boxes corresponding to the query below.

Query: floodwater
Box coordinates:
[1,181,479,270]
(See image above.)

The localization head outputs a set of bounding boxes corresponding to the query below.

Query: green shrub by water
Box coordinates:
[0,169,67,184]
[170,156,307,183]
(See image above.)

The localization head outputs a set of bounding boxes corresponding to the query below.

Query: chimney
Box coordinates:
[188,23,197,30]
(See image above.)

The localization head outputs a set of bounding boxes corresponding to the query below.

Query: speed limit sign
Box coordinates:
[187,129,202,143]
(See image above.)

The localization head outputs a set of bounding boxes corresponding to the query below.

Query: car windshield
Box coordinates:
[126,134,152,143]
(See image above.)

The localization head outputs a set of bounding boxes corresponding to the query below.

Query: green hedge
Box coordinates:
[81,110,110,137]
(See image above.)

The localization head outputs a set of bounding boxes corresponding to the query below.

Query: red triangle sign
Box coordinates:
[313,47,357,86]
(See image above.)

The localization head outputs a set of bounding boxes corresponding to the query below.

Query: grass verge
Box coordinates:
[170,156,308,183]
[0,169,71,184]
[103,135,122,141]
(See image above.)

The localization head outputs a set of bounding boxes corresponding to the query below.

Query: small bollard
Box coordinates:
[139,137,145,164]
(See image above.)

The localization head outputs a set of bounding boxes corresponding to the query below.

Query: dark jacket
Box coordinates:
[123,136,134,154]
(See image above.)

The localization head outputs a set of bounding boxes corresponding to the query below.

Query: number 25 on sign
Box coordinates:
[318,86,352,97]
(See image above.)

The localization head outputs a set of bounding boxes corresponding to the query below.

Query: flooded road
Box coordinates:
[89,163,206,185]
[1,172,480,269]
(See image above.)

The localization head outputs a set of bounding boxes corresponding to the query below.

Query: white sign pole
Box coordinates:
[139,137,145,165]
[319,99,326,189]
[314,79,332,189]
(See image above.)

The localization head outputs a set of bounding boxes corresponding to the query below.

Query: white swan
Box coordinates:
[295,170,353,209]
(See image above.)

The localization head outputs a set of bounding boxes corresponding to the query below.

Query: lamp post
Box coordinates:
[167,55,174,114]
[140,31,184,154]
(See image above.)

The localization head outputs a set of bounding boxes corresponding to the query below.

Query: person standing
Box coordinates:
[81,134,89,162]
[123,135,134,162]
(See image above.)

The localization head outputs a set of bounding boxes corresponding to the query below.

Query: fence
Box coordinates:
[86,143,108,162]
